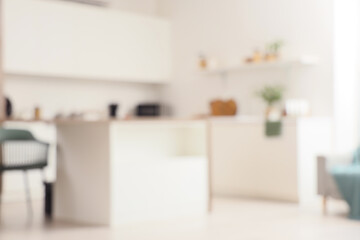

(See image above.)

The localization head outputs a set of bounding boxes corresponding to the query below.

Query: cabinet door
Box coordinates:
[3,0,171,83]
[211,121,299,202]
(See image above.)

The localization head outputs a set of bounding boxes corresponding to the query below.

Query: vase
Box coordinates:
[265,105,281,121]
[265,105,273,119]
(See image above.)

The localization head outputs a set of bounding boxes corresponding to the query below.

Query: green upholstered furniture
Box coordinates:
[0,129,49,219]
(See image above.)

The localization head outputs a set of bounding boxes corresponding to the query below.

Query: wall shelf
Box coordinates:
[199,58,318,76]
[4,71,167,85]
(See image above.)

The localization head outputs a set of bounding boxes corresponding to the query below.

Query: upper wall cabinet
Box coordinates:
[3,0,172,83]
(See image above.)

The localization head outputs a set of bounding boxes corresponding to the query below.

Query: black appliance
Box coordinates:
[136,104,161,117]
[6,97,12,118]
[108,103,119,118]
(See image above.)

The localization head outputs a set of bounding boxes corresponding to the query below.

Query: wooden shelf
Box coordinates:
[199,58,318,76]
[4,71,167,85]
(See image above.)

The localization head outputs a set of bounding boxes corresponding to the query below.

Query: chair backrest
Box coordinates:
[0,129,36,142]
[0,129,48,171]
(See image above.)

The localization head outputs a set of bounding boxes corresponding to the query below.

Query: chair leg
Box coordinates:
[23,170,33,220]
[0,172,2,220]
[322,196,327,215]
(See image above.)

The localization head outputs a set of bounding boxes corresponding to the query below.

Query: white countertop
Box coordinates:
[208,115,333,125]
[3,115,333,125]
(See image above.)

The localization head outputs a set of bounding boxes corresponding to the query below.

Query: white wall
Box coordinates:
[333,0,360,153]
[159,0,334,117]
[5,76,161,119]
[109,0,160,16]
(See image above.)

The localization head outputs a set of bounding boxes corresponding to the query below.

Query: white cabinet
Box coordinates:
[210,117,332,204]
[55,120,209,225]
[3,0,171,83]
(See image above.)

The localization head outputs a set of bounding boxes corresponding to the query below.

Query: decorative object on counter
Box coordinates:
[34,106,41,120]
[69,112,84,120]
[285,99,310,117]
[256,85,285,137]
[82,110,102,121]
[265,40,284,61]
[136,103,161,117]
[53,110,103,121]
[256,85,284,119]
[198,52,208,70]
[5,97,12,118]
[54,113,65,120]
[109,103,119,118]
[210,99,237,116]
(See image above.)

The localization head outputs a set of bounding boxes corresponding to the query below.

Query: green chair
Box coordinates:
[0,129,49,219]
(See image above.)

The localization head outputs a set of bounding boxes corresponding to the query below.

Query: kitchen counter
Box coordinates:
[54,120,210,225]
[209,115,332,124]
[2,116,333,208]
[2,117,207,124]
[3,115,330,124]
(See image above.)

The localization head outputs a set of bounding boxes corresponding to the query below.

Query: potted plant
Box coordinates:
[265,40,284,61]
[256,85,285,137]
[256,85,284,118]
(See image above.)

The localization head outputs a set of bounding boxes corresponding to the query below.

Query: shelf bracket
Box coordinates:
[220,71,229,98]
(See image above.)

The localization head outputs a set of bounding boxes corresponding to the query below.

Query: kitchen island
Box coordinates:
[54,119,210,225]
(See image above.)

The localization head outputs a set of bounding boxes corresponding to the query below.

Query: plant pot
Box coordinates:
[265,121,282,137]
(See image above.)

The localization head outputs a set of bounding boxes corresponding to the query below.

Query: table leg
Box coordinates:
[0,173,2,194]
[0,172,2,218]
[0,145,3,209]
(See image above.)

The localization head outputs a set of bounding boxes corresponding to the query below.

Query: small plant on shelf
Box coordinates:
[265,40,284,61]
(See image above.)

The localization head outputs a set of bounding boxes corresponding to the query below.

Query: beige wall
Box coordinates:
[0,0,5,119]
[5,76,161,119]
[109,0,160,16]
[159,0,334,117]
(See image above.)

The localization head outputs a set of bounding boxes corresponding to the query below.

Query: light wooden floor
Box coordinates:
[0,198,360,240]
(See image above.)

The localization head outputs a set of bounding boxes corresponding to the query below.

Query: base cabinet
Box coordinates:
[54,121,209,225]
[210,117,332,204]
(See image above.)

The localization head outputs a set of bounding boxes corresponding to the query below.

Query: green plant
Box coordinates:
[267,40,284,54]
[256,85,284,106]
